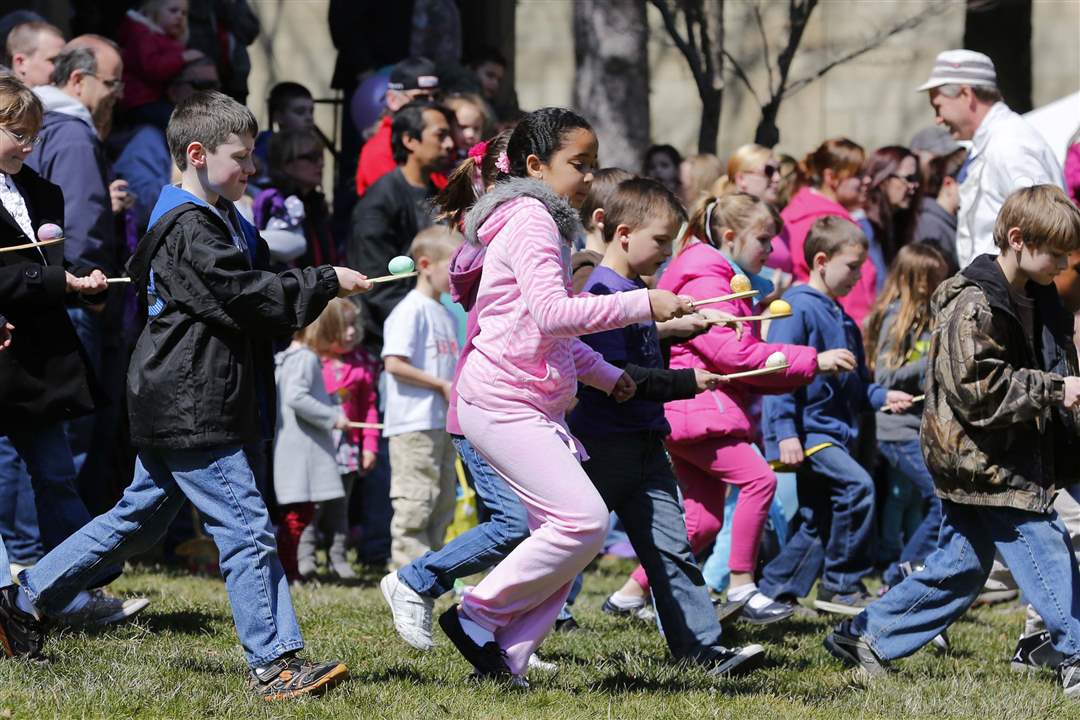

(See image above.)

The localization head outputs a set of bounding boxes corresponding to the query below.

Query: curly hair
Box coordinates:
[504,107,592,179]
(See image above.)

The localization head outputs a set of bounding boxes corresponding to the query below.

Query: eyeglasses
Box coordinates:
[0,127,42,149]
[889,173,920,185]
[86,73,124,92]
[751,164,779,179]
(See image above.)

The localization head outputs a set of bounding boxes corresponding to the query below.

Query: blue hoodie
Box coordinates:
[762,283,886,458]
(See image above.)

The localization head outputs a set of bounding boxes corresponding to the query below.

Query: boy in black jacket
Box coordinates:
[6,92,370,700]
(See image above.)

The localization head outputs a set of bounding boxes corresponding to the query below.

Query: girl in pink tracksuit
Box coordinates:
[623,192,851,624]
[434,108,694,683]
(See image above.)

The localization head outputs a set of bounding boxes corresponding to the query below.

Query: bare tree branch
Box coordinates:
[752,2,775,95]
[650,0,707,93]
[782,0,955,99]
[721,49,762,107]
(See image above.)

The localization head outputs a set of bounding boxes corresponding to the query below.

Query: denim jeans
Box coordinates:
[20,445,304,667]
[353,435,393,564]
[0,437,41,564]
[852,499,1080,664]
[398,436,529,598]
[582,431,726,662]
[878,439,942,587]
[759,445,875,599]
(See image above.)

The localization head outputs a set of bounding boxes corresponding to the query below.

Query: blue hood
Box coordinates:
[761,283,886,456]
[148,184,260,258]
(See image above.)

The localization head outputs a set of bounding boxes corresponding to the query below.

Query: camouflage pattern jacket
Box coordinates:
[921,254,1080,512]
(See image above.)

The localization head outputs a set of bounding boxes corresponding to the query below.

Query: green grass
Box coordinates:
[1,558,1075,719]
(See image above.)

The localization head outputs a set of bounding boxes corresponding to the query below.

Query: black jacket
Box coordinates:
[126,198,339,449]
[347,168,434,351]
[0,166,100,434]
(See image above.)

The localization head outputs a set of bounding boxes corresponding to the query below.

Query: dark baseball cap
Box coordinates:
[388,57,439,92]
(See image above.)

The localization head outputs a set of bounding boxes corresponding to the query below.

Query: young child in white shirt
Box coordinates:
[382,225,463,568]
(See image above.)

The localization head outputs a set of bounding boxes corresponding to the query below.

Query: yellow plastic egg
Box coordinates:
[768,299,792,316]
[730,274,752,293]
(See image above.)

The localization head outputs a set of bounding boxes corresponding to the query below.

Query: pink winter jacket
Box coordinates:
[781,186,878,327]
[659,240,818,444]
[456,182,653,419]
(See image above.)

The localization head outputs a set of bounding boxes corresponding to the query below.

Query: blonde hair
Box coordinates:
[682,192,781,256]
[444,93,493,136]
[681,154,723,206]
[993,184,1080,254]
[0,74,43,135]
[300,298,359,355]
[410,225,464,262]
[864,244,949,371]
[140,0,189,42]
[5,21,63,62]
[712,144,773,195]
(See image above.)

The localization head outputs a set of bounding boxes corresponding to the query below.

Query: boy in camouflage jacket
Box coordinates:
[825,186,1080,699]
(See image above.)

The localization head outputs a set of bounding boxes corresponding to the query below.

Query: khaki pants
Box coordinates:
[388,429,457,569]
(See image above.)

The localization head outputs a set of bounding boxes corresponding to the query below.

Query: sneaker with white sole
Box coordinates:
[601,595,655,623]
[1011,630,1064,673]
[824,619,891,677]
[1060,660,1080,699]
[55,589,149,628]
[706,644,766,676]
[380,572,434,651]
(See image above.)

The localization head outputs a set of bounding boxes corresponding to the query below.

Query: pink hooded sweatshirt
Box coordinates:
[659,240,818,444]
[454,178,653,420]
[780,186,878,326]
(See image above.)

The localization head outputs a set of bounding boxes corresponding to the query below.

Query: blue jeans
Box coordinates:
[878,439,942,587]
[583,432,726,662]
[852,499,1080,664]
[354,435,393,564]
[21,445,303,667]
[398,436,529,598]
[0,437,41,564]
[759,445,875,599]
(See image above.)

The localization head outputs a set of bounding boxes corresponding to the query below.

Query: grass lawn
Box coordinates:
[0,557,1074,719]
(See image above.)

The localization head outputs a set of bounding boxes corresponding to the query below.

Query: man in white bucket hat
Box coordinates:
[918,49,1063,269]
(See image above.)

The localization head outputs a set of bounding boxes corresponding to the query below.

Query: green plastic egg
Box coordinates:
[388,255,415,275]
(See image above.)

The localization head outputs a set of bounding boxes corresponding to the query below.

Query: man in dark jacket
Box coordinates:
[348,100,452,353]
[27,36,127,510]
[825,186,1080,698]
[10,91,371,699]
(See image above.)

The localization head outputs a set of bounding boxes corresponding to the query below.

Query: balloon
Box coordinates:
[350,66,393,135]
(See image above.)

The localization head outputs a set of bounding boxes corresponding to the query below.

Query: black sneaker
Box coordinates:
[738,594,795,626]
[1060,659,1080,699]
[0,585,46,662]
[601,595,656,623]
[823,619,890,677]
[553,616,580,633]
[438,604,514,679]
[247,654,349,701]
[1011,630,1064,673]
[813,586,875,616]
[705,644,766,677]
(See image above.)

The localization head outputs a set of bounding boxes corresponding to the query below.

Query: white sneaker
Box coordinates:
[380,572,434,651]
[527,653,557,673]
[56,589,150,628]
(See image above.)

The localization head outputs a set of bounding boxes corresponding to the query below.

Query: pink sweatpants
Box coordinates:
[631,438,776,589]
[457,397,610,675]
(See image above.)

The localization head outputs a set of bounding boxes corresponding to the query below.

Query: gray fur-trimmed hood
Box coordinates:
[462,177,584,247]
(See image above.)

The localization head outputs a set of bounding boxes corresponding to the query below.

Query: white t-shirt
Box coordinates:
[381,289,460,436]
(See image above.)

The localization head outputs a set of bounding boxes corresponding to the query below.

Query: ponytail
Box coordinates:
[434,128,513,227]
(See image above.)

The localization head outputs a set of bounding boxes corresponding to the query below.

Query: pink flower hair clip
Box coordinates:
[495,151,510,174]
[467,141,488,160]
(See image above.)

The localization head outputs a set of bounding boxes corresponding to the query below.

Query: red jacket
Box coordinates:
[354,115,448,197]
[117,12,186,111]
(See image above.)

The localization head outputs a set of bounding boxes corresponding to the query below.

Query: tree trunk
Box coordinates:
[964,0,1032,112]
[698,89,721,155]
[573,0,651,171]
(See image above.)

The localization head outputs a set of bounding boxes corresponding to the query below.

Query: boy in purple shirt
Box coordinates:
[567,178,762,674]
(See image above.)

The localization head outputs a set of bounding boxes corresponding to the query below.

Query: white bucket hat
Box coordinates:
[916,49,998,92]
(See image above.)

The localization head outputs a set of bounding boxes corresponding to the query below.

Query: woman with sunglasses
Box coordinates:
[860,147,923,284]
[254,128,339,269]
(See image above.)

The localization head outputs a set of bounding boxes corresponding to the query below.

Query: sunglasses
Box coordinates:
[889,173,920,185]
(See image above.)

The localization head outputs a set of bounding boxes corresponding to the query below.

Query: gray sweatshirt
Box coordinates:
[874,302,929,442]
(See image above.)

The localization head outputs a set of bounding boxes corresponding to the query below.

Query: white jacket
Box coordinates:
[956,102,1064,269]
